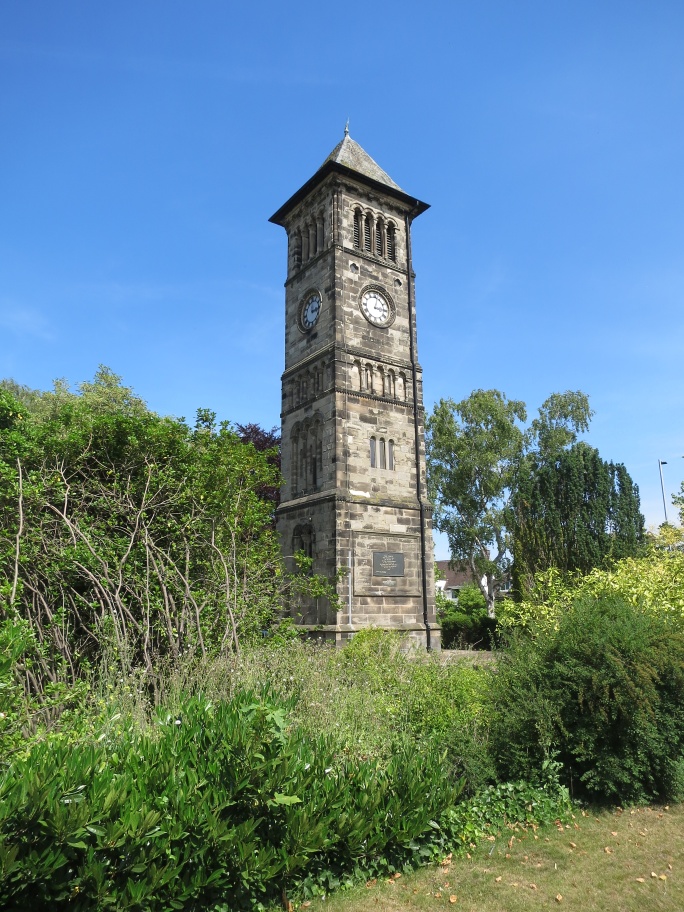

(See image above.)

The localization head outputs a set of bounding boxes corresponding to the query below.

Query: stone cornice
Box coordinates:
[283,344,420,378]
[277,490,423,514]
[281,386,425,420]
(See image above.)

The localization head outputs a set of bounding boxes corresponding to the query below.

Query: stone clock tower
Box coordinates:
[270,129,439,649]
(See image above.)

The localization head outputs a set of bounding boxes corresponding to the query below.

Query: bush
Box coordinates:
[490,593,684,804]
[0,688,465,910]
[438,584,496,649]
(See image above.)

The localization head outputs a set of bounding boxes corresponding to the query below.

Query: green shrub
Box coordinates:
[0,688,464,910]
[438,584,496,649]
[490,593,684,804]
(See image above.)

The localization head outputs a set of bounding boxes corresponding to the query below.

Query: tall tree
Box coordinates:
[427,389,596,614]
[511,443,644,595]
[426,390,527,616]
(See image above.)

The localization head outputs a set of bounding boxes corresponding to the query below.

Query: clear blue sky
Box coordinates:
[2,1,683,553]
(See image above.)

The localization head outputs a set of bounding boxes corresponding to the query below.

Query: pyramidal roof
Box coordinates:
[319,127,403,192]
[269,128,428,226]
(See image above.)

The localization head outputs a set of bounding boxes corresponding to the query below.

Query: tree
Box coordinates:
[427,389,595,615]
[511,444,644,595]
[0,370,333,691]
[426,390,527,616]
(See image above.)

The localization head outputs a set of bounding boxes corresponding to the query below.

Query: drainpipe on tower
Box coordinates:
[405,213,431,650]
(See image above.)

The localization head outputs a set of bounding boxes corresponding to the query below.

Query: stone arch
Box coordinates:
[317,210,324,252]
[386,368,396,398]
[364,211,373,252]
[353,207,362,248]
[352,359,362,391]
[386,221,397,261]
[292,523,315,568]
[290,422,301,494]
[375,215,385,257]
[291,229,302,270]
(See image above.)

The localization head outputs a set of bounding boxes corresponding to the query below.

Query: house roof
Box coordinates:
[269,129,429,226]
[435,561,477,589]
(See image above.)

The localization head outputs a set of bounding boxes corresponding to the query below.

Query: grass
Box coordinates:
[300,804,684,912]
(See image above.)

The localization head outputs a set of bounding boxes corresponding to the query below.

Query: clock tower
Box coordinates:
[270,129,439,649]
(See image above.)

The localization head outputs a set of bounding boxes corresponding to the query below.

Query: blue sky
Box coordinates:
[1,1,683,554]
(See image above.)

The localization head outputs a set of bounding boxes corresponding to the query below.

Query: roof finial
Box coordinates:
[344,118,349,137]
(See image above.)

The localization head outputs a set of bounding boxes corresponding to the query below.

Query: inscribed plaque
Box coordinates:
[372,552,405,577]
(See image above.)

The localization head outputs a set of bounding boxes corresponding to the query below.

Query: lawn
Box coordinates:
[301,804,684,912]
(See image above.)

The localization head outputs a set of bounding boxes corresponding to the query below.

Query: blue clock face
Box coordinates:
[301,293,321,330]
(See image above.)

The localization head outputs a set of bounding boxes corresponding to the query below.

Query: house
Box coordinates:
[434,561,478,601]
[435,560,511,602]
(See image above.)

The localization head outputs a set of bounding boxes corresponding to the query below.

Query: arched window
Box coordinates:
[398,372,407,401]
[375,218,384,257]
[300,437,307,486]
[364,363,373,393]
[310,420,322,489]
[388,439,395,471]
[353,209,361,248]
[377,366,385,396]
[387,369,396,398]
[292,524,315,572]
[387,223,396,262]
[293,230,302,269]
[352,360,362,391]
[317,212,324,252]
[364,214,372,252]
[309,221,317,257]
[379,437,386,470]
[302,225,310,262]
[291,426,301,494]
[370,436,377,468]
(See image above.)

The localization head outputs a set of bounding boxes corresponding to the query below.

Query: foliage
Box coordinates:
[498,529,684,632]
[674,482,684,526]
[489,592,684,804]
[437,583,495,650]
[0,688,466,911]
[0,369,336,694]
[426,390,592,615]
[426,390,526,615]
[511,441,644,596]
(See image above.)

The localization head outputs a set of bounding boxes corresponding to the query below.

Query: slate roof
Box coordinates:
[269,129,428,226]
[319,130,403,192]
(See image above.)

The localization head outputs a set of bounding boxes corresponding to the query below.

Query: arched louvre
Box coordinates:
[387,225,396,261]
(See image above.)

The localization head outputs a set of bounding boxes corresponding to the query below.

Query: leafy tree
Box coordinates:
[427,389,605,613]
[0,369,333,691]
[511,444,644,595]
[673,481,684,526]
[426,390,526,615]
[235,421,281,512]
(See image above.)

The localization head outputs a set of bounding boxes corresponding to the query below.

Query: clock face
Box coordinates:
[300,292,321,331]
[360,289,393,327]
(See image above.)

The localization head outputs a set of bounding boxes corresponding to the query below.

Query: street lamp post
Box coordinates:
[658,459,668,525]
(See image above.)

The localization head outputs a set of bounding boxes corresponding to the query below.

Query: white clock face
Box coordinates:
[300,293,321,330]
[361,289,391,326]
